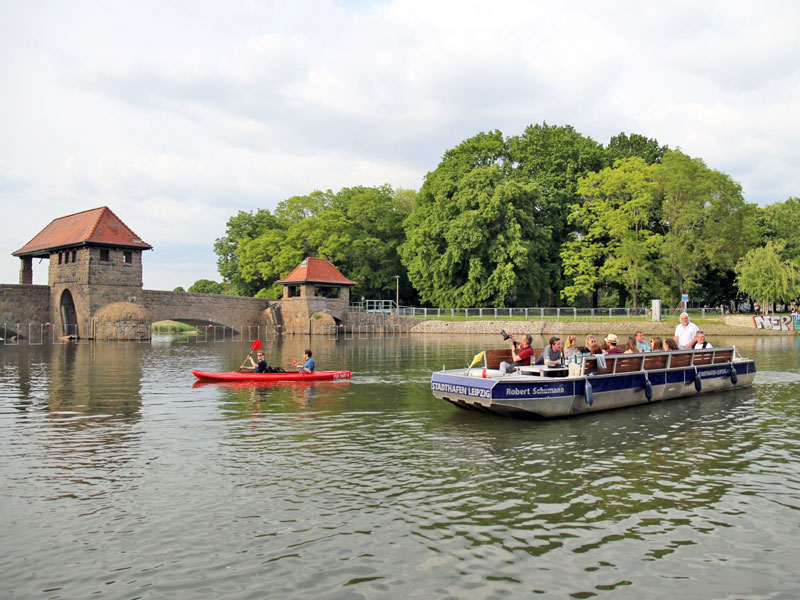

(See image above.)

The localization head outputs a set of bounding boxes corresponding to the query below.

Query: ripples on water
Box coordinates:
[1,335,799,598]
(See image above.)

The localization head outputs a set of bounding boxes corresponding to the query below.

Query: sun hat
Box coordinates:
[604,333,618,344]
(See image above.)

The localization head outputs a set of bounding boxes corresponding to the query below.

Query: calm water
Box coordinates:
[2,333,800,599]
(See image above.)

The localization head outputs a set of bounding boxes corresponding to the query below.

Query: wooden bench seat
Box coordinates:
[644,354,668,370]
[692,351,714,366]
[668,352,692,368]
[713,349,733,363]
[485,347,544,369]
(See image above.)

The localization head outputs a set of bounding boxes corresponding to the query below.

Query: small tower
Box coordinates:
[12,207,152,337]
[276,257,355,333]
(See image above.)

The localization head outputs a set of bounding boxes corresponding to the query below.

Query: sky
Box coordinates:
[1,0,799,290]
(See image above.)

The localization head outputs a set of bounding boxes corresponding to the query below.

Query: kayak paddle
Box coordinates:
[239,339,262,370]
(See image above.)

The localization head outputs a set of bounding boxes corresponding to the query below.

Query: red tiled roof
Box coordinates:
[12,207,152,257]
[276,257,355,286]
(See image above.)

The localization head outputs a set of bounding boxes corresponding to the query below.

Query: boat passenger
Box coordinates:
[246,351,270,373]
[635,330,651,352]
[623,336,642,353]
[604,334,623,354]
[299,349,316,373]
[568,341,601,376]
[535,336,563,367]
[650,336,663,352]
[692,331,713,349]
[674,311,699,349]
[581,335,597,354]
[500,334,533,374]
[564,335,580,363]
[663,338,679,351]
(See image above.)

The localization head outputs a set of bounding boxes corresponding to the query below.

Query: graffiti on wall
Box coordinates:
[753,315,800,331]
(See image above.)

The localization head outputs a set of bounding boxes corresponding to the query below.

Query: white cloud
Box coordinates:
[1,0,799,288]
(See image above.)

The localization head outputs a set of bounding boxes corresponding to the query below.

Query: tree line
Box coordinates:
[193,123,800,310]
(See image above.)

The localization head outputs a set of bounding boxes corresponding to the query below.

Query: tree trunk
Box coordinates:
[617,285,628,309]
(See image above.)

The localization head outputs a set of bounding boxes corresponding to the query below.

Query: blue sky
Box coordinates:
[1,0,799,290]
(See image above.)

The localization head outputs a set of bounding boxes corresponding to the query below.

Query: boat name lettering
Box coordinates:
[505,385,566,396]
[432,382,491,399]
[699,368,730,378]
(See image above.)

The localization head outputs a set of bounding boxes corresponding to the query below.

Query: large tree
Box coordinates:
[656,150,759,303]
[758,197,800,258]
[736,242,800,312]
[234,185,413,300]
[561,157,662,308]
[400,131,551,307]
[606,132,668,165]
[508,123,607,301]
[214,209,282,296]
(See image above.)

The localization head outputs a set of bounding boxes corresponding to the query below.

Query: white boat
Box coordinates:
[431,347,755,418]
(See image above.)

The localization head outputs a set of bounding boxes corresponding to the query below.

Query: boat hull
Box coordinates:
[192,370,351,382]
[431,360,755,418]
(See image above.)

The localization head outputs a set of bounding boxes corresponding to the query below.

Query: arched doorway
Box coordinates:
[59,289,79,336]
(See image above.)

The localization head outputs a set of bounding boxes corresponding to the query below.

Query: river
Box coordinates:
[1,333,799,599]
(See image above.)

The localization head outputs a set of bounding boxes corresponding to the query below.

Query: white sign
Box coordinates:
[681,294,689,302]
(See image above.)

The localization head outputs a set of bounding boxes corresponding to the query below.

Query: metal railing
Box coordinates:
[351,303,733,321]
[392,306,653,320]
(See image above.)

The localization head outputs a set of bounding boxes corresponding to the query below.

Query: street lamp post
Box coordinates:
[394,276,400,316]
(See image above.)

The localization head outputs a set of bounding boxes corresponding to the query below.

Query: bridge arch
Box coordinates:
[59,289,78,336]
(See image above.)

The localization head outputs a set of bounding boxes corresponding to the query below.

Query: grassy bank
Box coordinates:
[152,320,199,334]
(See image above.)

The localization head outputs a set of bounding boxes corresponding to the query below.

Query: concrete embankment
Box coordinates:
[408,318,793,337]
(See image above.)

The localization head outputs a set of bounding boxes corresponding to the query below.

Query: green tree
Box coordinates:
[173,286,185,292]
[758,197,800,258]
[735,242,800,311]
[234,185,413,301]
[400,131,551,307]
[562,157,662,308]
[656,150,759,302]
[214,209,282,296]
[188,279,226,294]
[509,123,607,302]
[606,132,668,165]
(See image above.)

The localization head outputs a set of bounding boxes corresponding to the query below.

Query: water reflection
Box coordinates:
[0,333,798,599]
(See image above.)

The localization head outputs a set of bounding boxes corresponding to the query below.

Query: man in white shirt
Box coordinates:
[692,331,713,349]
[674,312,699,349]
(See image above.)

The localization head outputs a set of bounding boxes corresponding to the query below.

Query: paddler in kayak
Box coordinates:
[245,350,270,373]
[298,349,315,373]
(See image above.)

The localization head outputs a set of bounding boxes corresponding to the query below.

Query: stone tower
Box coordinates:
[12,207,152,337]
[276,257,355,334]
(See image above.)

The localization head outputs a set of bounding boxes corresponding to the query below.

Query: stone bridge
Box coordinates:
[0,283,273,339]
[141,289,270,330]
[4,208,377,339]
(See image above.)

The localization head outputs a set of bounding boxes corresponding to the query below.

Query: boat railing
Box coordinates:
[580,347,738,377]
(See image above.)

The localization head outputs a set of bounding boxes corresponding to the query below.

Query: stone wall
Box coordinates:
[280,296,350,334]
[0,284,50,324]
[142,289,270,330]
[407,319,794,337]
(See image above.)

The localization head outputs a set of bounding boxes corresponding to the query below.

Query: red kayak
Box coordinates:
[192,369,351,382]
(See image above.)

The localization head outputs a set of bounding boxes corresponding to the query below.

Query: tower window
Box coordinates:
[123,251,132,264]
[71,250,77,263]
[100,249,110,262]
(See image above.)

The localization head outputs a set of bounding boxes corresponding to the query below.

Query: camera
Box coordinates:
[500,330,519,346]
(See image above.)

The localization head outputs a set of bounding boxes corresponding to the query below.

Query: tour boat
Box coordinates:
[431,347,755,418]
[192,370,351,382]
